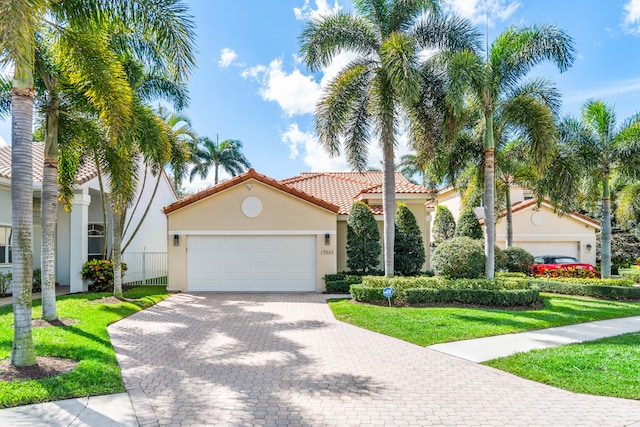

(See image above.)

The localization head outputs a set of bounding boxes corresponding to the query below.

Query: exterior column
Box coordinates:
[69,193,91,293]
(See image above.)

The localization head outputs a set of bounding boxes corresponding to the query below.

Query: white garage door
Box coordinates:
[186,235,316,292]
[512,241,579,259]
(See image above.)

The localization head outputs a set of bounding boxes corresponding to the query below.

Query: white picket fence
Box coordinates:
[122,252,167,285]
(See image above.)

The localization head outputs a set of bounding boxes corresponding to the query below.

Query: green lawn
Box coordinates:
[485,332,640,400]
[328,293,640,347]
[0,286,170,408]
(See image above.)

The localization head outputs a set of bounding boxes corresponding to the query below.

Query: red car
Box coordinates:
[531,255,596,276]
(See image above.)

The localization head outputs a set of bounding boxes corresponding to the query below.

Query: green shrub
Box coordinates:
[535,277,635,287]
[394,204,425,275]
[532,278,640,300]
[496,271,528,279]
[432,205,456,245]
[81,259,127,292]
[346,201,381,273]
[620,271,640,284]
[0,272,11,297]
[454,208,483,239]
[494,246,508,271]
[325,276,362,293]
[503,247,534,274]
[350,285,388,303]
[32,268,42,292]
[402,287,540,306]
[431,237,485,279]
[325,273,346,282]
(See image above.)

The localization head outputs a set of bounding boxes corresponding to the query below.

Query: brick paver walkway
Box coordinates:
[108,293,640,426]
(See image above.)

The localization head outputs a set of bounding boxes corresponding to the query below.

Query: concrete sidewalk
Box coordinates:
[0,393,136,427]
[428,315,640,362]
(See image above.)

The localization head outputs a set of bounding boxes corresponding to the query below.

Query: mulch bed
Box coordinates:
[0,357,78,382]
[89,296,137,304]
[32,318,79,328]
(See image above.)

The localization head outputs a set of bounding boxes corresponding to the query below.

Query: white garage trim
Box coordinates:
[171,229,335,236]
[186,235,317,292]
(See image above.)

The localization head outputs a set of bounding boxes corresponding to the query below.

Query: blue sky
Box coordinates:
[2,0,640,190]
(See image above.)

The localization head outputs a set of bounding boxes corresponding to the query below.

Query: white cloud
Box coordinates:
[294,0,342,21]
[623,0,640,34]
[0,135,7,147]
[443,0,520,26]
[218,48,238,68]
[281,123,350,171]
[243,58,321,117]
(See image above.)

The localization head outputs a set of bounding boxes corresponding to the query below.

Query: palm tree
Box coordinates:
[444,24,575,278]
[190,136,251,185]
[546,100,640,277]
[1,0,194,366]
[299,0,480,277]
[157,106,197,192]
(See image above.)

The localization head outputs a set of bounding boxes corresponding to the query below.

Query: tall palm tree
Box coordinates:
[190,136,251,185]
[444,24,575,278]
[545,100,640,277]
[0,0,194,364]
[156,106,197,191]
[299,0,480,277]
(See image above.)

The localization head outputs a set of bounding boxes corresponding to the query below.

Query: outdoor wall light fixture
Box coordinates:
[325,233,331,245]
[173,234,180,246]
[586,243,592,251]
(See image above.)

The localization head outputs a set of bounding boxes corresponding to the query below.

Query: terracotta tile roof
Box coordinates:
[280,171,431,215]
[163,168,340,215]
[483,198,601,228]
[0,142,97,184]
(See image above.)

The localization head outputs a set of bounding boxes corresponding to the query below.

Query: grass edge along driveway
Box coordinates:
[329,293,640,400]
[0,286,170,408]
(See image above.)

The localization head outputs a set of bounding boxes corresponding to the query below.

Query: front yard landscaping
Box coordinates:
[328,294,640,346]
[485,331,640,400]
[0,286,170,408]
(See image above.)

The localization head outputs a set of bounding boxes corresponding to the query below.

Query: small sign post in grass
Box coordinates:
[383,287,394,307]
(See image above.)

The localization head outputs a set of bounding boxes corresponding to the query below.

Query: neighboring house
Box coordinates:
[435,186,600,265]
[0,142,176,292]
[164,169,434,292]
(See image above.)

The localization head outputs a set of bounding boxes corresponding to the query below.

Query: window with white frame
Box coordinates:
[88,223,105,261]
[0,226,12,264]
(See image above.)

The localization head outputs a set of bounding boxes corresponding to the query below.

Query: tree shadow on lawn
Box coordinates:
[450,296,640,331]
[109,294,387,425]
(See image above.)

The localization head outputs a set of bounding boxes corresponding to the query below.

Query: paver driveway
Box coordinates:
[108,293,640,426]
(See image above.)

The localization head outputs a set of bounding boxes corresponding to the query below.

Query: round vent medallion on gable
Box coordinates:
[242,196,263,218]
[531,211,544,226]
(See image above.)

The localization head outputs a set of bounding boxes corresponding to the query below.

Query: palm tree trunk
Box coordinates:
[10,82,37,367]
[41,102,59,321]
[484,113,496,279]
[95,159,109,259]
[505,186,512,248]
[112,209,125,298]
[601,174,612,278]
[382,144,395,278]
[214,162,219,185]
[122,172,162,254]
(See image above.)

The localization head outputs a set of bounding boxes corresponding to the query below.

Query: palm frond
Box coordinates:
[299,12,378,71]
[381,32,421,105]
[412,13,482,53]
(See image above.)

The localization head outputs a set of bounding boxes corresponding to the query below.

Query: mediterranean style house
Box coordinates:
[0,142,176,292]
[164,169,435,292]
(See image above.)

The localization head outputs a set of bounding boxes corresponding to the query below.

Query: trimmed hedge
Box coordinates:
[532,279,640,300]
[402,287,540,306]
[350,275,539,307]
[620,272,640,284]
[326,277,363,293]
[538,277,635,287]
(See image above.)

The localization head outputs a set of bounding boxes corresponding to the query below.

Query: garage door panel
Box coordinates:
[187,235,316,292]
